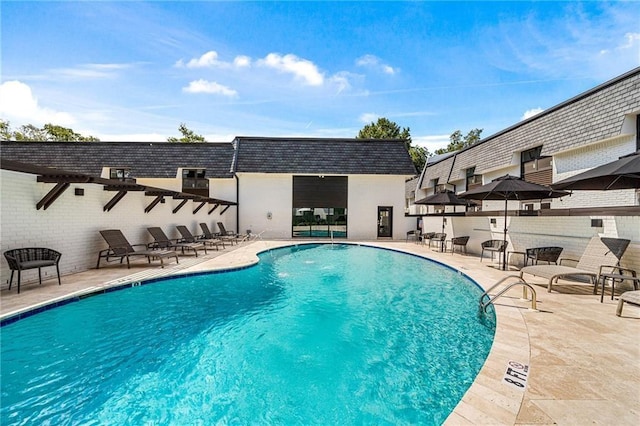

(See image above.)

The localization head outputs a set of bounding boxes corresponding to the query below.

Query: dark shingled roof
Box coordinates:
[0,141,235,178]
[233,137,417,175]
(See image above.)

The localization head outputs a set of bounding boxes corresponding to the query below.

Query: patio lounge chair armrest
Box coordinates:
[558,257,579,266]
[599,265,637,276]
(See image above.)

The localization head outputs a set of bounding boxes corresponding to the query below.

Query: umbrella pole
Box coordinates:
[503,198,508,270]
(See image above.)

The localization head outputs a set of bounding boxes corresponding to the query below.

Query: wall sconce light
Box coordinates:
[267,212,273,220]
[74,188,84,196]
[591,219,603,228]
[490,218,497,225]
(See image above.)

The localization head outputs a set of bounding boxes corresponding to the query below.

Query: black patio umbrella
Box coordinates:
[551,151,640,190]
[415,190,475,235]
[459,174,569,270]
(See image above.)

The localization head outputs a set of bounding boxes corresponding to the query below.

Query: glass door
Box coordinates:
[377,206,392,238]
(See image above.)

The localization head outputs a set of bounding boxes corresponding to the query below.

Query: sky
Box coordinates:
[1,1,639,152]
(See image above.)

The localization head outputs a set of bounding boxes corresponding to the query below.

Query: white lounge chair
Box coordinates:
[519,237,630,293]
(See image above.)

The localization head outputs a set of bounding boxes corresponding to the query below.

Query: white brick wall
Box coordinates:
[0,170,237,289]
[422,214,640,277]
[553,138,638,208]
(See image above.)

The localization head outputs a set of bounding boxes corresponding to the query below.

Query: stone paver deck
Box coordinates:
[2,240,639,425]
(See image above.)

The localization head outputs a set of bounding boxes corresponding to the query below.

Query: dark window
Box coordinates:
[521,146,552,186]
[182,169,208,196]
[292,176,348,238]
[431,178,439,194]
[466,167,482,191]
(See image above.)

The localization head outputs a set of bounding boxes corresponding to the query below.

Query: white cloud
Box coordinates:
[329,72,353,94]
[0,80,75,126]
[359,113,380,123]
[50,63,132,80]
[183,79,238,97]
[522,107,544,120]
[176,50,252,69]
[258,53,324,86]
[356,54,398,75]
[233,55,251,68]
[413,134,451,153]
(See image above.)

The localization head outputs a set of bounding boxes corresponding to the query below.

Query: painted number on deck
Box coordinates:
[502,360,529,391]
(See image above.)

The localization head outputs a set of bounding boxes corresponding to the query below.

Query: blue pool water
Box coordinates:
[1,244,495,425]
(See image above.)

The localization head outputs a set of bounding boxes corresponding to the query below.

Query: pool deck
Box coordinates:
[1,240,639,425]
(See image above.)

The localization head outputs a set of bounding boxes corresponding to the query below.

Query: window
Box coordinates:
[435,184,448,193]
[465,167,482,191]
[109,168,133,181]
[182,169,208,196]
[292,176,348,238]
[521,146,552,186]
[430,178,439,194]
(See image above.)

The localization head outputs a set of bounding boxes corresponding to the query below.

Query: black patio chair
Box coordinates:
[4,247,62,293]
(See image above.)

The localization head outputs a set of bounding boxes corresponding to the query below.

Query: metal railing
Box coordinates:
[479,275,538,313]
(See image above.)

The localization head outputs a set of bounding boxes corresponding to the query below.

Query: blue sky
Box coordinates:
[1,1,639,151]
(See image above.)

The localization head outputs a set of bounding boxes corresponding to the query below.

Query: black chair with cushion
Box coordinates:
[448,236,470,255]
[429,233,447,251]
[481,240,509,266]
[525,246,563,266]
[4,247,62,294]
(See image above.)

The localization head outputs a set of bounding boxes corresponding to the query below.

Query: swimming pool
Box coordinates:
[1,244,495,425]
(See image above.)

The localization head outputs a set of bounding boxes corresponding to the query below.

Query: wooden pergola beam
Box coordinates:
[36,182,70,210]
[104,191,127,212]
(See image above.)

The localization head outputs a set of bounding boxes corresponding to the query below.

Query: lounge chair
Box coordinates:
[616,290,640,317]
[176,225,225,250]
[147,227,207,257]
[200,223,233,246]
[520,237,630,293]
[97,229,178,269]
[217,222,242,245]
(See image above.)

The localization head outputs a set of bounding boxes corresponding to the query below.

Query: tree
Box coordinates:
[167,123,206,143]
[435,128,483,155]
[0,119,99,141]
[357,117,429,172]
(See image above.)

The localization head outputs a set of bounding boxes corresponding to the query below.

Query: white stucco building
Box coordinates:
[0,137,417,288]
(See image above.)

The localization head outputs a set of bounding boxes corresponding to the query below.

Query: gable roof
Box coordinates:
[0,141,235,178]
[233,137,417,175]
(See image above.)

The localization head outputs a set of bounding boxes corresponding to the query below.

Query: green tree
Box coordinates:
[167,123,206,143]
[357,117,429,172]
[0,119,99,141]
[42,123,99,141]
[435,128,483,155]
[0,119,12,140]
